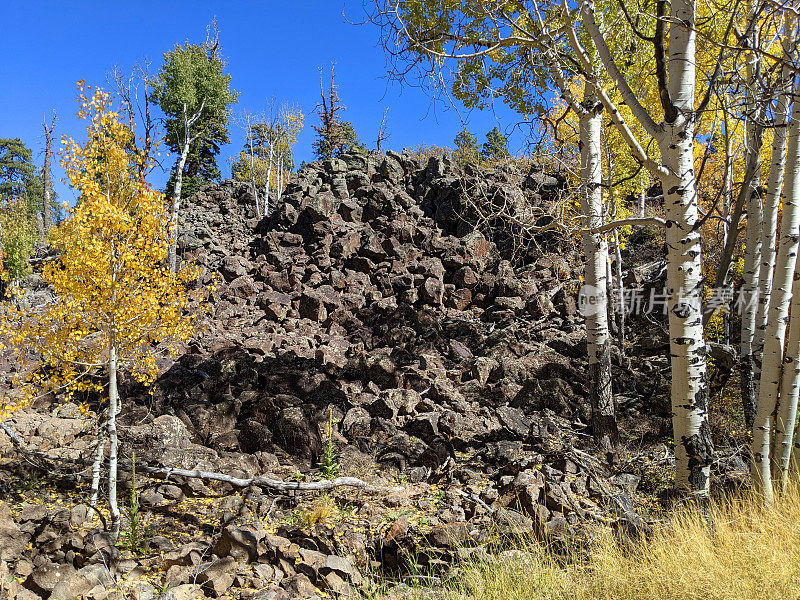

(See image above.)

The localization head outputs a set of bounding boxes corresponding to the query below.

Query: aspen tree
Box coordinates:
[1,85,201,540]
[752,77,800,503]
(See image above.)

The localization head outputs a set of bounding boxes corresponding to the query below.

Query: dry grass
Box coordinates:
[438,486,800,600]
[294,493,339,529]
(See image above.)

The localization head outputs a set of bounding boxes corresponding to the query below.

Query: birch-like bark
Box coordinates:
[248,122,261,218]
[89,431,106,508]
[580,92,618,451]
[168,138,190,274]
[752,82,800,504]
[613,228,625,352]
[578,0,712,494]
[168,101,204,273]
[565,0,711,491]
[657,0,712,496]
[754,16,797,396]
[540,40,619,449]
[774,255,800,495]
[605,142,626,350]
[739,115,765,428]
[107,342,121,542]
[264,143,274,216]
[277,158,284,205]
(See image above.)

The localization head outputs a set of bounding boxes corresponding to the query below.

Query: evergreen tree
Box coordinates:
[152,19,238,271]
[481,126,510,161]
[0,138,41,210]
[154,35,237,198]
[453,127,480,165]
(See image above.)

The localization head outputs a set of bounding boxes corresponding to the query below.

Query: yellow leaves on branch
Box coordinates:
[0,84,203,418]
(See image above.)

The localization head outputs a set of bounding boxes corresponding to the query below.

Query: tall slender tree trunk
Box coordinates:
[754,15,796,402]
[42,116,55,234]
[168,102,203,273]
[277,159,284,205]
[658,0,711,496]
[774,261,800,495]
[752,82,800,504]
[580,91,618,451]
[248,125,261,218]
[89,431,106,508]
[168,140,190,274]
[107,342,121,542]
[613,229,625,352]
[740,119,765,430]
[265,144,274,216]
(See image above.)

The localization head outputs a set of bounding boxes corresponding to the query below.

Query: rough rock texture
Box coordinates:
[0,151,696,599]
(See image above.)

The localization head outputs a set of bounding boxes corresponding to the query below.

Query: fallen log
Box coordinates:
[136,464,400,494]
[1,420,401,494]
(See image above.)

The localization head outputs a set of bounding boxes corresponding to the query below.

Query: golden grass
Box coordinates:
[295,493,339,529]
[443,486,800,600]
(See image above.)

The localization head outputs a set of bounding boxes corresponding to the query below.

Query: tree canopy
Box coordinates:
[153,35,238,198]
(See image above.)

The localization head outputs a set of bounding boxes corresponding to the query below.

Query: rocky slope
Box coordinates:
[0,151,706,600]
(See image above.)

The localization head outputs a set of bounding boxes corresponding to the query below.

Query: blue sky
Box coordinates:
[1,1,529,203]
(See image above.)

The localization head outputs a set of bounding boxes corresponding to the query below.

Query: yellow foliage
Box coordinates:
[0,84,202,419]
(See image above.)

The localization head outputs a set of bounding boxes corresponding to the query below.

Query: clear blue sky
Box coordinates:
[1,1,528,203]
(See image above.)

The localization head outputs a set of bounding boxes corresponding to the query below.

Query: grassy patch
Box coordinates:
[379,485,800,600]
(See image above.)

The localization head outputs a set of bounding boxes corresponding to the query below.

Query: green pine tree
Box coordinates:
[481,126,510,161]
[453,127,481,166]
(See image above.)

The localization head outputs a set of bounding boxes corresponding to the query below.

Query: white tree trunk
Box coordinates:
[572,0,710,494]
[754,15,796,397]
[739,79,765,429]
[168,140,190,274]
[265,144,274,216]
[638,188,646,218]
[89,432,106,508]
[774,259,800,495]
[613,228,625,351]
[752,82,800,504]
[42,116,55,233]
[168,101,204,273]
[277,159,284,205]
[658,0,711,496]
[579,95,618,450]
[107,343,121,542]
[248,125,260,218]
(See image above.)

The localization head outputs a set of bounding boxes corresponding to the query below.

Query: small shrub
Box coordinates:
[318,407,340,480]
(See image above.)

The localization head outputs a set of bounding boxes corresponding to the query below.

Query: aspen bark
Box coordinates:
[754,16,797,398]
[89,432,105,508]
[613,228,625,351]
[580,92,618,451]
[168,140,190,274]
[658,0,712,496]
[774,258,800,495]
[265,143,274,216]
[739,105,764,429]
[168,101,204,273]
[107,343,121,542]
[248,122,260,218]
[752,82,800,504]
[572,0,710,492]
[277,159,284,205]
